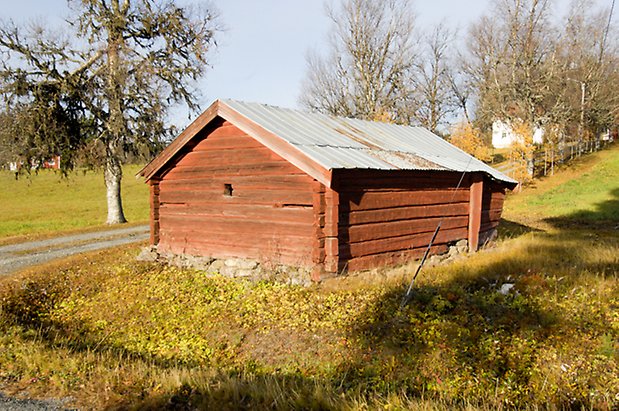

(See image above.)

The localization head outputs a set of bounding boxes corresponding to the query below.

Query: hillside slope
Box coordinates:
[0,145,617,410]
[503,143,619,230]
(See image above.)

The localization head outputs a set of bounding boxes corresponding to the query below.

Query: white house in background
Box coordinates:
[7,156,61,171]
[492,120,544,149]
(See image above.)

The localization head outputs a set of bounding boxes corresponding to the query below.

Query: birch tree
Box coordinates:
[0,0,220,224]
[465,0,558,131]
[465,0,619,166]
[413,23,458,133]
[557,0,619,152]
[300,0,418,123]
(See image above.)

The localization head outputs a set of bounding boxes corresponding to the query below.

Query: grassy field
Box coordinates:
[0,145,617,410]
[0,165,149,242]
[503,144,619,230]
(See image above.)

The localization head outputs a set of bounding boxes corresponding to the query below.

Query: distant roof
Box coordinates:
[140,99,517,187]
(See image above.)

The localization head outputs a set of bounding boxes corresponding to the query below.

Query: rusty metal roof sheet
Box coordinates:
[222,100,516,184]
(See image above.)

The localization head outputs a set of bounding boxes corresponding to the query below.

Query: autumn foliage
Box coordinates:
[448,122,491,162]
[508,121,536,183]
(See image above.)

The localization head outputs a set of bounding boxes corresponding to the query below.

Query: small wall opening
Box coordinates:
[223,183,233,197]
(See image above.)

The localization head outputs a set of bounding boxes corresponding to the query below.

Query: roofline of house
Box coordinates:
[138,99,518,189]
[138,99,334,187]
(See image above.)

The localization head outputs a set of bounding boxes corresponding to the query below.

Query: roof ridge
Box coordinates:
[142,99,518,186]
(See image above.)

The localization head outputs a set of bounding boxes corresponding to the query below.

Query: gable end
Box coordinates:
[139,100,332,187]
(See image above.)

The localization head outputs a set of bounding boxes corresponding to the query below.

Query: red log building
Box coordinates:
[140,100,517,280]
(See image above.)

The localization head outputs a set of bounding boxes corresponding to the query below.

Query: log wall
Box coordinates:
[154,119,315,265]
[480,180,507,237]
[336,170,473,272]
[150,121,510,276]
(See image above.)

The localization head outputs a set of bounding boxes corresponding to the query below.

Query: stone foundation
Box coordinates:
[426,239,469,266]
[138,237,482,286]
[137,246,312,286]
[479,228,499,248]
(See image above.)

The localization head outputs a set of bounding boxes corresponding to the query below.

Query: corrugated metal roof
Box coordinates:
[220,100,516,184]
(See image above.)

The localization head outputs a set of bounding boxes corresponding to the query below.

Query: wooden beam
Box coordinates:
[311,181,327,281]
[218,101,332,188]
[140,101,221,180]
[323,187,339,273]
[149,178,161,245]
[468,173,483,252]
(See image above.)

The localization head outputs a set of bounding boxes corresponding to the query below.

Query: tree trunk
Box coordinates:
[526,155,535,177]
[105,154,127,225]
[104,1,127,225]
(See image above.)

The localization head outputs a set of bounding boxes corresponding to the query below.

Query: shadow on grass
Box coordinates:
[331,185,619,407]
[497,218,542,239]
[1,208,618,409]
[544,187,619,230]
[123,224,616,408]
[340,226,618,406]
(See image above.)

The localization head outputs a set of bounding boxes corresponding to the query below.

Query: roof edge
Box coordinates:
[138,100,333,188]
[139,99,222,181]
[217,101,332,187]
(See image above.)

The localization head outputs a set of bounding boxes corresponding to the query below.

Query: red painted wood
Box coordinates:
[141,104,221,180]
[159,203,313,223]
[312,181,326,272]
[340,227,468,259]
[323,188,340,273]
[468,174,484,251]
[159,231,313,248]
[345,244,448,271]
[343,216,469,243]
[149,179,160,245]
[192,135,263,150]
[149,114,514,276]
[159,215,314,237]
[157,236,313,265]
[341,190,470,211]
[324,189,339,237]
[480,183,506,227]
[481,209,503,224]
[218,102,332,187]
[344,203,469,225]
[334,170,490,273]
[163,163,307,179]
[156,122,315,265]
[336,169,469,184]
[159,189,313,206]
[160,175,311,190]
[337,179,469,192]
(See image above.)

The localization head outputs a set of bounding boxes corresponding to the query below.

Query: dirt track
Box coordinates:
[0,225,149,276]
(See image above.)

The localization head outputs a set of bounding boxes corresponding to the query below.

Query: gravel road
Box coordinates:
[0,225,150,409]
[0,393,73,410]
[0,225,149,276]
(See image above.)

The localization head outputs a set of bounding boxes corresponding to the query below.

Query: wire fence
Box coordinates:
[494,138,615,181]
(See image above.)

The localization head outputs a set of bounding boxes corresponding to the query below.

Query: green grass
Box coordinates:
[0,145,617,409]
[0,165,149,241]
[504,143,619,229]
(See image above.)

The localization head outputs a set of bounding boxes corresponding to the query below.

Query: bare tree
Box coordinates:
[463,0,619,176]
[466,0,558,131]
[413,22,458,133]
[0,0,220,224]
[300,0,418,123]
[557,0,619,153]
[448,67,474,125]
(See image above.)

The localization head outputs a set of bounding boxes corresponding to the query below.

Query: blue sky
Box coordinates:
[204,0,495,109]
[1,0,591,128]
